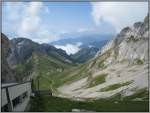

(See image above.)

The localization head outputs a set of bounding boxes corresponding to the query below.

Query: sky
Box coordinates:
[2,2,148,44]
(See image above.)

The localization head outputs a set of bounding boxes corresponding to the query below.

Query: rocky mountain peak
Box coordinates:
[90,15,149,74]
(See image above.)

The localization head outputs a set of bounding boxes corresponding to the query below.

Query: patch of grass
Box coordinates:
[134,58,144,65]
[15,58,33,82]
[98,61,107,69]
[88,74,107,87]
[29,95,149,112]
[127,35,140,43]
[123,88,149,101]
[100,81,132,92]
[90,58,97,68]
[57,63,90,86]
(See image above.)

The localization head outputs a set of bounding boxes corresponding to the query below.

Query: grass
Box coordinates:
[29,95,149,112]
[88,73,107,87]
[100,81,132,92]
[31,53,75,93]
[127,35,140,43]
[123,88,149,101]
[15,58,33,82]
[98,61,106,68]
[56,63,90,86]
[134,58,144,65]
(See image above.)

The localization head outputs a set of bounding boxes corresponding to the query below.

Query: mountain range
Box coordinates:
[7,37,74,67]
[51,34,111,63]
[50,34,112,48]
[1,15,149,103]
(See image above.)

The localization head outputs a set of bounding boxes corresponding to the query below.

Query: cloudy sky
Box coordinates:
[2,2,148,44]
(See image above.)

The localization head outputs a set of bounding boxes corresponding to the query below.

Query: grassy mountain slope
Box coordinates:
[14,51,74,94]
[31,53,73,89]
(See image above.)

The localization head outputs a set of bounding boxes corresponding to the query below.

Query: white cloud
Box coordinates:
[77,28,94,32]
[18,2,42,36]
[3,2,54,43]
[54,42,82,55]
[91,2,148,32]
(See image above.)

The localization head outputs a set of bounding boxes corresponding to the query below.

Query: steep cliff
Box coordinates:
[1,33,16,83]
[90,15,149,72]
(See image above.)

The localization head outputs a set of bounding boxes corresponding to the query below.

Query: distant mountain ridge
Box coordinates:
[50,34,111,63]
[50,34,112,48]
[7,36,108,66]
[7,37,73,67]
[70,46,99,64]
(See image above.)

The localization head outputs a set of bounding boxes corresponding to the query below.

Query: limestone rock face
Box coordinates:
[7,38,46,67]
[96,15,149,67]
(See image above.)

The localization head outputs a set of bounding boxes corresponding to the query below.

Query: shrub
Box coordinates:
[134,58,144,65]
[98,61,105,68]
[88,73,107,87]
[127,35,139,43]
[100,81,132,92]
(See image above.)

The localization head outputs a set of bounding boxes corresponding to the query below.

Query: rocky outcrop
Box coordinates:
[1,33,16,83]
[7,38,42,67]
[94,15,149,70]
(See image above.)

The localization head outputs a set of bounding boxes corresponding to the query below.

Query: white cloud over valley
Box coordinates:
[54,42,82,55]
